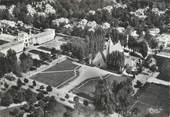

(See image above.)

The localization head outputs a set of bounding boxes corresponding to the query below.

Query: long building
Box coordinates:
[0,40,24,55]
[0,28,55,55]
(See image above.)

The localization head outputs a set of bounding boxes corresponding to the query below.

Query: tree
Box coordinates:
[37,92,45,100]
[13,90,25,103]
[6,49,20,74]
[88,27,105,58]
[32,107,44,117]
[94,79,116,114]
[139,41,148,58]
[45,96,57,112]
[24,78,29,84]
[1,92,13,106]
[0,52,8,77]
[32,80,36,87]
[19,52,33,73]
[107,51,125,73]
[17,78,24,88]
[63,111,73,117]
[9,108,24,117]
[25,89,37,105]
[51,48,57,56]
[46,85,52,92]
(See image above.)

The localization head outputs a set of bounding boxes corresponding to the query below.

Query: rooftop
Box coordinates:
[0,34,16,42]
[0,40,23,50]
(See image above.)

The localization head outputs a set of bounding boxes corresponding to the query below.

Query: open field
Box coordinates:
[131,83,170,116]
[72,75,128,100]
[45,59,78,71]
[154,55,170,81]
[30,71,75,87]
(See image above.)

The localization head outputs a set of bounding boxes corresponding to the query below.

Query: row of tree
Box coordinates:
[0,49,21,77]
[61,27,105,60]
[94,79,132,116]
[107,51,125,73]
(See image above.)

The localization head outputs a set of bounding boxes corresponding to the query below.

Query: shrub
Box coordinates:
[37,92,44,100]
[83,100,89,106]
[32,80,36,87]
[40,85,44,90]
[24,78,29,83]
[1,92,13,106]
[65,94,69,99]
[46,85,52,92]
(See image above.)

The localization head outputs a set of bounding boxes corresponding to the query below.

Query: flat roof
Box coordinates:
[0,34,16,42]
[0,40,23,50]
[156,33,170,42]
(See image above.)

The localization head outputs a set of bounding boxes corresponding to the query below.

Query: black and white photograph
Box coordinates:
[0,0,169,117]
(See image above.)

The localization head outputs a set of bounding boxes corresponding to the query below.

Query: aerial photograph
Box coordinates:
[0,0,169,117]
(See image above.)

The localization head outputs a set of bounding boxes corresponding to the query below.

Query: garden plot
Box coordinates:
[72,74,128,100]
[30,59,79,87]
[30,71,75,87]
[45,59,78,71]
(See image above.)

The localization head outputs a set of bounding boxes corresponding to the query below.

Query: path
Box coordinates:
[41,70,73,73]
[147,77,170,86]
[0,102,27,111]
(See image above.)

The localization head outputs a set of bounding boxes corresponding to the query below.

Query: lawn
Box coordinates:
[0,40,8,45]
[30,71,75,87]
[154,55,170,81]
[129,83,170,117]
[45,59,78,71]
[137,84,170,115]
[72,75,128,100]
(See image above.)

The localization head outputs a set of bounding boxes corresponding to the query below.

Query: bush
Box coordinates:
[1,92,13,106]
[46,85,52,92]
[37,92,44,100]
[24,78,29,83]
[32,80,36,87]
[40,85,44,90]
[83,100,89,106]
[4,82,9,88]
[65,94,69,99]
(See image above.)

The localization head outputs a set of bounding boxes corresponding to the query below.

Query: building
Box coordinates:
[17,28,55,48]
[156,33,170,47]
[0,28,55,55]
[0,40,24,55]
[31,28,55,45]
[92,38,124,68]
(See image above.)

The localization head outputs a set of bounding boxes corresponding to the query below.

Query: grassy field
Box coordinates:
[45,59,78,71]
[30,71,75,87]
[72,75,128,100]
[154,55,170,81]
[132,83,170,116]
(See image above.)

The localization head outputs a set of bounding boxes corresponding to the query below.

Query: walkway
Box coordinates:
[0,102,27,111]
[147,77,170,86]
